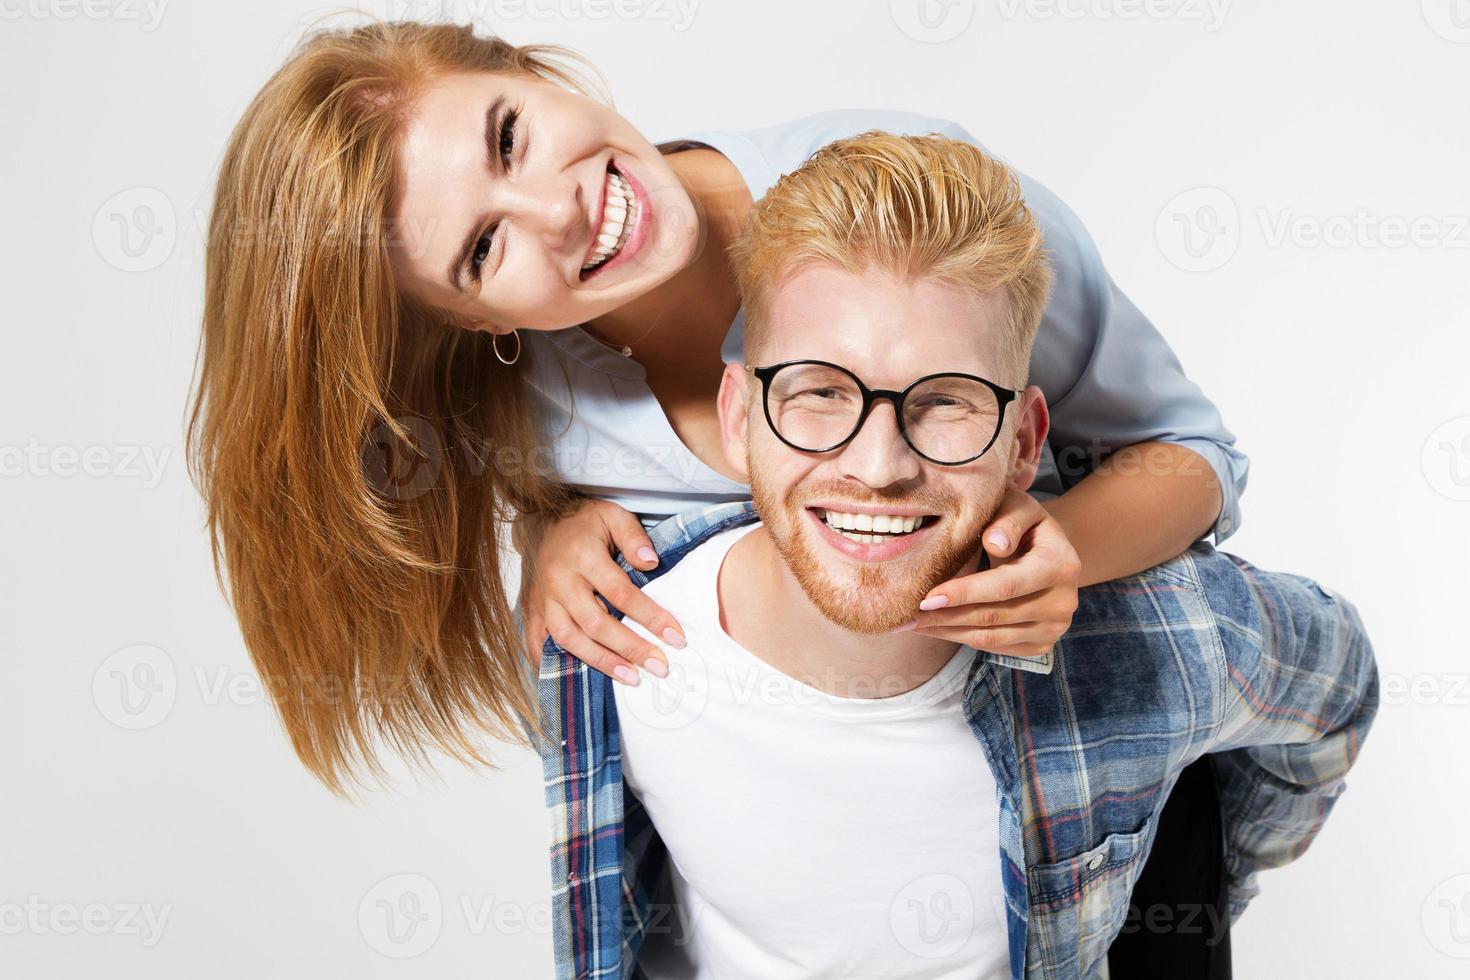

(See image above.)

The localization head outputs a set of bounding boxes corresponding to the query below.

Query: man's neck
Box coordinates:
[717,526,967,698]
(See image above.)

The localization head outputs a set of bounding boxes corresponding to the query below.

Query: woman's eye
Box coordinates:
[470,229,494,276]
[469,107,519,280]
[498,107,518,167]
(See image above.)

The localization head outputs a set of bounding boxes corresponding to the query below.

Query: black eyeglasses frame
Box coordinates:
[746,359,1024,467]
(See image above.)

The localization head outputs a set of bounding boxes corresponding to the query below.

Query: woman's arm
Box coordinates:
[1043,441,1222,587]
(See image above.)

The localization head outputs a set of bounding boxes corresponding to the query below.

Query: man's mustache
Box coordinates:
[785,480,956,513]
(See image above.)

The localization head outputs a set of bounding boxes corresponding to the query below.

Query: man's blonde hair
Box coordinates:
[728,130,1053,380]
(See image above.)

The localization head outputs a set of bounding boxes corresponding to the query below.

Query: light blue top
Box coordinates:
[521,109,1248,541]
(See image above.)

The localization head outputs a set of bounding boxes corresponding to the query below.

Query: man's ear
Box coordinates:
[1007,385,1050,490]
[717,361,753,483]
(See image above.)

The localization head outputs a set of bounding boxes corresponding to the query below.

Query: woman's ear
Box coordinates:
[717,361,753,482]
[1008,385,1050,490]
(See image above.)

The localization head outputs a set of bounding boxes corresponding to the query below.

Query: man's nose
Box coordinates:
[835,401,921,488]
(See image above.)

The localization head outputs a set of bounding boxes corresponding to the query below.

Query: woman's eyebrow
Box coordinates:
[446,95,507,292]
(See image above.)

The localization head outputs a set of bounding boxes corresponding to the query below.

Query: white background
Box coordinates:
[3,0,1468,976]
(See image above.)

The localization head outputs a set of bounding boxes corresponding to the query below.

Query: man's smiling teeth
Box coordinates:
[819,509,925,544]
[582,170,635,272]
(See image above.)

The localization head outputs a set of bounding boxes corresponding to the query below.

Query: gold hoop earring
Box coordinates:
[492,329,521,366]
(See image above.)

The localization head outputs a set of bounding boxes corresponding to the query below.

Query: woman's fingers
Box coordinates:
[912,622,1053,657]
[908,497,1080,649]
[909,591,1057,631]
[541,599,647,686]
[976,486,1047,559]
[923,517,1081,609]
[597,500,660,571]
[924,552,1064,608]
[587,564,687,652]
[564,582,672,679]
[522,611,549,664]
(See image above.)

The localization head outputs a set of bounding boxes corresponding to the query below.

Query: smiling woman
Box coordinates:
[186,22,609,793]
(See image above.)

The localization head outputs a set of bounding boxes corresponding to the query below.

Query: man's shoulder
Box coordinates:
[636,509,758,611]
[1037,545,1247,736]
[1078,542,1253,626]
[638,500,759,580]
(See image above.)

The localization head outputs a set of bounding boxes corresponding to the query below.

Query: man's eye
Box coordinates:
[784,387,850,407]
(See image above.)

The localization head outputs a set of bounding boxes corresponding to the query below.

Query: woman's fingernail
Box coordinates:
[613,665,641,686]
[987,531,1011,552]
[919,595,949,611]
[644,658,669,679]
[891,620,918,633]
[637,547,658,564]
[662,627,687,649]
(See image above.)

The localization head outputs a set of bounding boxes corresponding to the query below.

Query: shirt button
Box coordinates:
[1087,853,1105,871]
[1219,517,1232,533]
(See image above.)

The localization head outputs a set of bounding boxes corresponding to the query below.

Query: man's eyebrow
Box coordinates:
[446,95,505,293]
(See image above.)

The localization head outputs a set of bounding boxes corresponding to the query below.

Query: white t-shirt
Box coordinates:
[612,522,1009,980]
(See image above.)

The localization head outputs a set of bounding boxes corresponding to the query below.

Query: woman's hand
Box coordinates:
[905,487,1081,657]
[521,499,686,685]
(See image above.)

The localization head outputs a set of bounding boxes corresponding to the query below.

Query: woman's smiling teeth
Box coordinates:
[818,508,928,544]
[581,168,635,275]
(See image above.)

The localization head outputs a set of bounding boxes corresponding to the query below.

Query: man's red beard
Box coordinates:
[748,465,1006,635]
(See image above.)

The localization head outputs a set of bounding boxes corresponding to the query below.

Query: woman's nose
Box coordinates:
[501,173,582,250]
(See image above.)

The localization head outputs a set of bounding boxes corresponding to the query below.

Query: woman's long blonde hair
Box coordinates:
[186,21,591,793]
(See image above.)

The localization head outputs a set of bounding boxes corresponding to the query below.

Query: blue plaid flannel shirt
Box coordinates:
[535,500,1378,979]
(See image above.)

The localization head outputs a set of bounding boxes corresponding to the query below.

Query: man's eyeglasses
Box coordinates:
[745,360,1023,466]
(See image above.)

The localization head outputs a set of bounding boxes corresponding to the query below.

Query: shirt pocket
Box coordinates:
[1025,821,1153,980]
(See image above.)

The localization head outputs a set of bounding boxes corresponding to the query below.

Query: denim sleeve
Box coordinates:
[1200,555,1381,921]
[908,112,1252,544]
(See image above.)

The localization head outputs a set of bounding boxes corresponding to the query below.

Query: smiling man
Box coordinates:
[537,132,1378,980]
